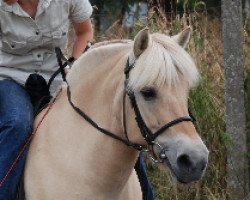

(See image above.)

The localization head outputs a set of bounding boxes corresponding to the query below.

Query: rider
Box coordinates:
[0,0,154,199]
[0,0,93,199]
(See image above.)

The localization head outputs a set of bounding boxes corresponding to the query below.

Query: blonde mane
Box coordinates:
[127,33,199,91]
[69,33,199,91]
[91,39,132,49]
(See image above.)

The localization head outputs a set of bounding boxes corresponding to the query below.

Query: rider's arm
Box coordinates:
[72,19,93,59]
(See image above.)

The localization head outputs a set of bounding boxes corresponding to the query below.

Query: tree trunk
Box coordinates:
[221,0,249,198]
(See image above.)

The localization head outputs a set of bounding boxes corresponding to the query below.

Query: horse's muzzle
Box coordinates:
[155,136,209,184]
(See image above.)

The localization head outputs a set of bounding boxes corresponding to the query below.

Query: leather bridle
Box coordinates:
[55,48,196,162]
[122,57,196,161]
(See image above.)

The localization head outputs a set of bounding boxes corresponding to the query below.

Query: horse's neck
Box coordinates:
[58,43,139,193]
[25,43,141,198]
[54,88,139,196]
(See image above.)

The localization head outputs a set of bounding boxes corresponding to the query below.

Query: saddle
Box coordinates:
[25,73,52,115]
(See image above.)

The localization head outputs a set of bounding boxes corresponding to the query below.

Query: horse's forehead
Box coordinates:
[139,36,178,62]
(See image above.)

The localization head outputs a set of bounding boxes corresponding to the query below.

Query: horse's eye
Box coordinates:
[140,88,157,101]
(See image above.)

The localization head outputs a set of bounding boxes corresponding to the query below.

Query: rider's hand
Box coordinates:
[64,56,75,75]
[3,0,18,5]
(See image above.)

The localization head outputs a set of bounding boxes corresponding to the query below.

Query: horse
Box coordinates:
[24,27,209,199]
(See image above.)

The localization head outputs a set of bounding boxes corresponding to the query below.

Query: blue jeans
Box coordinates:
[135,153,155,200]
[0,80,33,200]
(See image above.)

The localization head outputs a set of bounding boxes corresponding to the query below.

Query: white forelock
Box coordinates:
[127,34,199,91]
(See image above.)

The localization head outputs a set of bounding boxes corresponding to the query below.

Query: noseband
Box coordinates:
[56,48,195,162]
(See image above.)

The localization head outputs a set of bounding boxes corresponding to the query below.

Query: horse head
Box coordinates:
[125,27,209,183]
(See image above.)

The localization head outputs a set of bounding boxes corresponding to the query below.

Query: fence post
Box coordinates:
[221,0,249,198]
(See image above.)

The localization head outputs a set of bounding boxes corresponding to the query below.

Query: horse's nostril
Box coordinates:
[177,154,193,171]
[177,154,207,173]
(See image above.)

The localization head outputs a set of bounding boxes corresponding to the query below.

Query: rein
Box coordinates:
[55,48,196,162]
[55,47,145,151]
[0,90,61,188]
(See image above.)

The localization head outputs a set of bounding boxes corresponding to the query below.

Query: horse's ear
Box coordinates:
[172,27,191,48]
[134,28,151,58]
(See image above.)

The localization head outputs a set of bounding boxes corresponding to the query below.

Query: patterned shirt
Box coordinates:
[0,0,92,93]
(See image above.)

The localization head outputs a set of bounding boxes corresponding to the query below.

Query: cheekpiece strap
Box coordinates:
[124,57,156,145]
[124,57,135,80]
[123,57,196,146]
[128,93,155,145]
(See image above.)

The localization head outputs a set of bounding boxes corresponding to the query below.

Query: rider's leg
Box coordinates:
[0,79,33,200]
[135,153,155,200]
